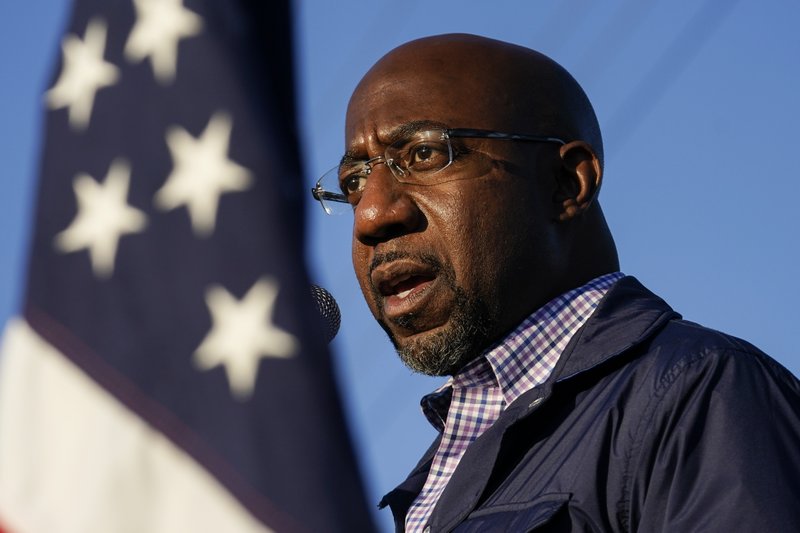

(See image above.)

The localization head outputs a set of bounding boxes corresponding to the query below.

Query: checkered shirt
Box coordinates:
[404,272,624,532]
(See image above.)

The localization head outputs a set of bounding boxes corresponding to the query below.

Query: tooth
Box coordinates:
[397,288,412,299]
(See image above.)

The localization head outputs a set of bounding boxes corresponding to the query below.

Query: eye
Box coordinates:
[338,168,368,204]
[411,144,434,163]
[342,174,366,194]
[403,140,451,173]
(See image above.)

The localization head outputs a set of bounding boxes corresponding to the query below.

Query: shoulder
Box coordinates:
[618,319,800,531]
[639,318,799,400]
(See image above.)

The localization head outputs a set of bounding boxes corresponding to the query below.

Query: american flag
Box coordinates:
[0,0,373,531]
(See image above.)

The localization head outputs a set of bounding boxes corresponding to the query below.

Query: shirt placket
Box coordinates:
[405,369,503,532]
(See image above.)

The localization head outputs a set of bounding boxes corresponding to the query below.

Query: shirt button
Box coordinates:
[423,526,431,533]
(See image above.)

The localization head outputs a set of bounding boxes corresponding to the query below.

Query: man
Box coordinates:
[311,34,800,532]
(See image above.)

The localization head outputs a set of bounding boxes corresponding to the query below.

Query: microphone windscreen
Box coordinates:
[311,284,341,344]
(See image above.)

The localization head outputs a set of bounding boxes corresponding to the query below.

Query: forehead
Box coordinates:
[345,55,514,151]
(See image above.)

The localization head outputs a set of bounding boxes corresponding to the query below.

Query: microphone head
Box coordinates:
[311,284,341,344]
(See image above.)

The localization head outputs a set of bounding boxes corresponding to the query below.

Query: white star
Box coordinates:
[46,18,120,131]
[154,112,252,237]
[194,278,299,400]
[124,0,203,84]
[54,159,148,278]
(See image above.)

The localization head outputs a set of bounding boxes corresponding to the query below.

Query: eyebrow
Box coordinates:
[339,119,450,167]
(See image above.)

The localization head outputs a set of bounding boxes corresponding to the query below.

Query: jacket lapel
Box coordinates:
[379,435,441,531]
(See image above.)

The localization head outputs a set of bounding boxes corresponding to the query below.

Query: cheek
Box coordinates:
[453,180,545,283]
[438,183,510,279]
[351,243,375,302]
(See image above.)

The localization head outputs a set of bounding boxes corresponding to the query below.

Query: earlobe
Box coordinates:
[555,141,602,221]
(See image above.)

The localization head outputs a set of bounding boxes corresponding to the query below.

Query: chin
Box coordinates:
[382,298,495,377]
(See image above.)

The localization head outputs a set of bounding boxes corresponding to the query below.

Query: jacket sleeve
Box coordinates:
[626,343,800,532]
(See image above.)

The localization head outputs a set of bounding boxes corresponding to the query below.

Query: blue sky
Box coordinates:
[2,1,799,530]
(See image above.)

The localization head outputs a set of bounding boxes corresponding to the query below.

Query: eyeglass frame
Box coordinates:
[311,127,567,214]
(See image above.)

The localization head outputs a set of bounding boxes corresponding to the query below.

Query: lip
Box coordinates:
[370,259,439,319]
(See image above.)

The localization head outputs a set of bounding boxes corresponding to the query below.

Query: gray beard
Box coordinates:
[376,265,494,376]
[393,287,493,375]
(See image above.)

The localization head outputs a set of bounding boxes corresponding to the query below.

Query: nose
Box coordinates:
[353,165,422,245]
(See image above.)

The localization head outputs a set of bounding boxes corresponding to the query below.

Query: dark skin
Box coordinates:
[345,34,619,375]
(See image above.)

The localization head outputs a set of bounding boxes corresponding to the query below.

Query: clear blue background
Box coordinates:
[2,1,798,530]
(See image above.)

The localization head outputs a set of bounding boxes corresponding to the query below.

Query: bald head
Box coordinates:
[348,33,604,169]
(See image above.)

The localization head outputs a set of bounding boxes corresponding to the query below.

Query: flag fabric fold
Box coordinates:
[0,1,373,531]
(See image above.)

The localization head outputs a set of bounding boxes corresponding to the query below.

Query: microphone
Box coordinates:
[311,284,341,344]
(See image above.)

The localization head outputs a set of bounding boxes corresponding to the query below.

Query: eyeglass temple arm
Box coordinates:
[311,185,346,202]
[447,128,566,146]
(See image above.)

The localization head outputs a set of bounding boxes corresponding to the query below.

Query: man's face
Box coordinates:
[345,54,567,376]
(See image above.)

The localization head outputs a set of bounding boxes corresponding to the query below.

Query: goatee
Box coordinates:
[371,252,494,376]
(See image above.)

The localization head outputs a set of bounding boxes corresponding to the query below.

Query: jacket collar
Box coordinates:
[553,276,679,383]
[379,276,680,531]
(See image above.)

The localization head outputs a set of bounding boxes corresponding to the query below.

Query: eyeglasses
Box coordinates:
[311,127,566,215]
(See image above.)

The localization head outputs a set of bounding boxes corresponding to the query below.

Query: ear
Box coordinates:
[554,140,602,221]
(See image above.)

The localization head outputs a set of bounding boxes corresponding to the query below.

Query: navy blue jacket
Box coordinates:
[380,277,800,532]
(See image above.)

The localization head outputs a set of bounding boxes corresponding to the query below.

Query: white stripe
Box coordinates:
[0,318,273,533]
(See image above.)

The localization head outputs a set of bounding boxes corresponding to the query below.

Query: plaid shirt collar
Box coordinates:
[421,272,624,432]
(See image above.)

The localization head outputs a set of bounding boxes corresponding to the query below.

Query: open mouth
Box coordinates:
[371,259,439,316]
[379,273,436,299]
